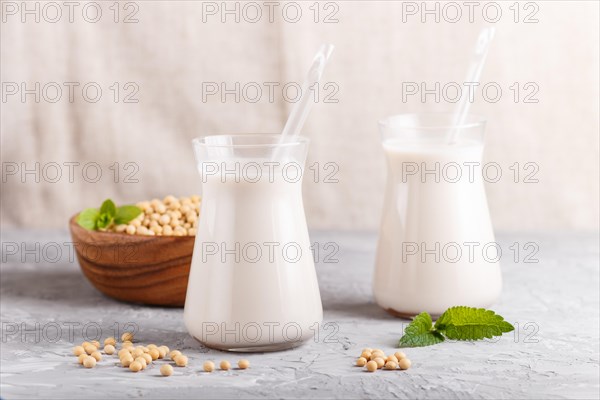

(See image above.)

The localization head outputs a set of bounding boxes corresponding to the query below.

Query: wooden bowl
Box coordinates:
[69,215,195,307]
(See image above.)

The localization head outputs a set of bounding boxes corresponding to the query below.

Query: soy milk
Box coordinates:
[374,138,502,316]
[184,158,322,351]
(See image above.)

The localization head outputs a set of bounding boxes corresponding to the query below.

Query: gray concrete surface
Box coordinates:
[1,230,599,399]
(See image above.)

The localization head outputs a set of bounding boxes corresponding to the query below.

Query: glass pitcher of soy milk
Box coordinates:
[185,134,322,352]
[374,114,502,317]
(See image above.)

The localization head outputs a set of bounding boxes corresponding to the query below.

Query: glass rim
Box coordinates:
[192,134,309,148]
[379,113,486,130]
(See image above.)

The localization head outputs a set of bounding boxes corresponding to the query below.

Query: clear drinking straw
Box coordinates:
[272,44,335,160]
[447,27,496,144]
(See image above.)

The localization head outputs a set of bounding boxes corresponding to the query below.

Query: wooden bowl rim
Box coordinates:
[69,213,196,242]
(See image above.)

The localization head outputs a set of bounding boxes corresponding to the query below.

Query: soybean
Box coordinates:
[83,356,96,368]
[160,364,173,376]
[220,360,231,371]
[203,361,215,372]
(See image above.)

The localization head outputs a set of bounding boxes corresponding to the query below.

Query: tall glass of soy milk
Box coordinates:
[185,134,322,352]
[374,114,502,317]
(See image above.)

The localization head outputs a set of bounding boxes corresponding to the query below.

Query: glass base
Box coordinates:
[193,336,306,353]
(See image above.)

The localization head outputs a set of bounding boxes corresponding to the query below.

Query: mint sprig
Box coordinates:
[399,306,514,348]
[76,199,142,231]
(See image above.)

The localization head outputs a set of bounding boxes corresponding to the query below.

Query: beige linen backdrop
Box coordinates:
[1,1,599,231]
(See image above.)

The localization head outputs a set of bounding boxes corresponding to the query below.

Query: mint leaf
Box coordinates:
[77,208,99,230]
[100,199,117,218]
[115,205,142,225]
[434,306,514,341]
[96,212,113,230]
[399,312,445,348]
